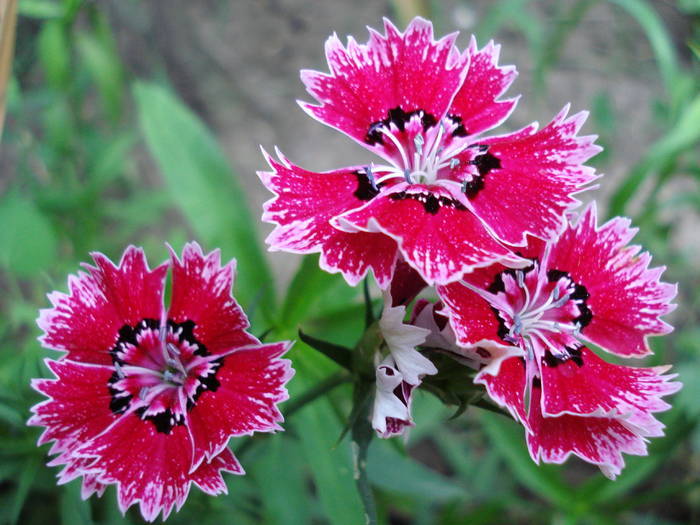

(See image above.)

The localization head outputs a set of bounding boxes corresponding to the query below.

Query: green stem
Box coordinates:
[350,380,378,525]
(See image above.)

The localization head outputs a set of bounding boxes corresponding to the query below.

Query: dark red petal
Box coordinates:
[389,260,427,306]
[540,346,680,436]
[38,247,167,365]
[260,151,398,287]
[337,183,523,285]
[448,38,518,136]
[549,204,676,357]
[458,107,600,246]
[187,342,293,469]
[29,359,118,456]
[76,415,195,522]
[168,243,258,354]
[300,17,468,159]
[526,387,647,479]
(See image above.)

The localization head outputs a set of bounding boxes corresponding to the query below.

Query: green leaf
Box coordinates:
[280,254,354,329]
[60,481,93,525]
[76,13,125,122]
[0,192,58,277]
[250,436,312,525]
[37,20,70,89]
[298,329,352,371]
[367,440,463,502]
[18,0,63,19]
[609,0,679,98]
[293,372,365,525]
[133,81,274,319]
[9,457,39,524]
[480,411,575,511]
[609,94,700,216]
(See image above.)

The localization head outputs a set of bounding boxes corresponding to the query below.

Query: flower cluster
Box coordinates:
[29,244,294,520]
[260,17,680,478]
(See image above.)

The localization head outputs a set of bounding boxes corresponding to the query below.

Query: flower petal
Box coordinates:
[190,447,243,496]
[337,183,524,285]
[540,346,680,436]
[260,151,398,287]
[437,274,506,347]
[371,359,415,438]
[526,386,648,480]
[38,247,168,365]
[448,37,518,136]
[476,357,531,431]
[29,359,118,456]
[168,242,259,354]
[76,415,195,522]
[379,298,435,385]
[453,106,600,246]
[300,17,468,161]
[187,342,293,469]
[549,204,676,357]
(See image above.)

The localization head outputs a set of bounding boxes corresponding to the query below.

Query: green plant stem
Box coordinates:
[350,380,378,525]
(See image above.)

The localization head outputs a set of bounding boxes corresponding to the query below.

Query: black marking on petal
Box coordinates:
[547,269,568,283]
[136,407,185,434]
[543,345,584,368]
[472,152,501,176]
[462,176,485,199]
[487,273,506,294]
[461,150,500,200]
[447,114,468,137]
[365,107,438,145]
[490,306,509,342]
[108,373,132,415]
[171,319,209,356]
[392,384,408,405]
[353,171,380,201]
[389,190,467,215]
[575,302,593,328]
[545,269,593,329]
[188,359,223,409]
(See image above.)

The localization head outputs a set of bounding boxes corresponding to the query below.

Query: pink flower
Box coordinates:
[437,204,680,478]
[29,243,294,521]
[260,17,600,287]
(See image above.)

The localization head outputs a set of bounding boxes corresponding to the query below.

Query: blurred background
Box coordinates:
[1,0,699,523]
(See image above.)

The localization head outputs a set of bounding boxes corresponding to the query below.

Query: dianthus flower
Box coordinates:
[436,205,680,478]
[371,293,436,438]
[29,243,294,520]
[260,17,600,287]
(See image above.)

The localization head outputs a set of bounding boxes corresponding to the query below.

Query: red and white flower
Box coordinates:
[437,204,680,478]
[29,243,294,521]
[371,295,436,438]
[260,17,600,287]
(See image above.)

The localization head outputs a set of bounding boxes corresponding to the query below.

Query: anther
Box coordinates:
[404,169,413,184]
[450,158,460,169]
[139,387,150,401]
[114,362,125,379]
[552,286,560,301]
[413,134,424,154]
[516,271,525,288]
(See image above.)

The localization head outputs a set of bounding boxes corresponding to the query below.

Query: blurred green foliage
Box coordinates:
[2,0,699,523]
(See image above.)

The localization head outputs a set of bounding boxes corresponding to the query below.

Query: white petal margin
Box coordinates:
[378,293,436,385]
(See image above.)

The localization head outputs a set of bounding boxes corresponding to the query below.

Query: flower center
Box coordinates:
[363,107,500,193]
[108,318,222,433]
